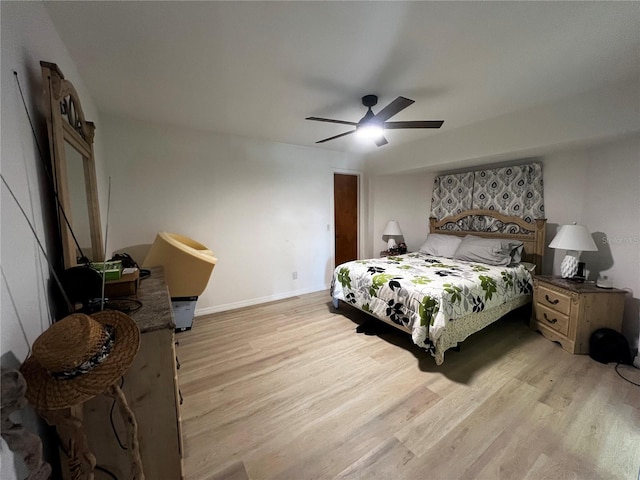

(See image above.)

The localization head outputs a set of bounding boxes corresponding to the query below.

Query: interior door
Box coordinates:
[334,173,358,266]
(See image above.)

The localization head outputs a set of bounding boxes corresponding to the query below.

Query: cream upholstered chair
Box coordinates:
[142,232,217,297]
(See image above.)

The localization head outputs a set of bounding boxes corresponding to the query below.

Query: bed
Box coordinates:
[331,209,546,364]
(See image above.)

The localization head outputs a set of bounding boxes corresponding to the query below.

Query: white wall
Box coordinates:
[543,134,640,348]
[1,2,105,478]
[366,134,640,350]
[365,78,640,176]
[100,115,364,314]
[367,172,436,257]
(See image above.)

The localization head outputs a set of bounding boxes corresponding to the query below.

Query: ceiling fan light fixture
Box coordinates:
[356,123,384,140]
[306,95,443,146]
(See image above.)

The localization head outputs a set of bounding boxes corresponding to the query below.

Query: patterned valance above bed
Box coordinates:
[431,163,544,233]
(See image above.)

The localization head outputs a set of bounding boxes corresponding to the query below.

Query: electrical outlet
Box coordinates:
[292,272,298,280]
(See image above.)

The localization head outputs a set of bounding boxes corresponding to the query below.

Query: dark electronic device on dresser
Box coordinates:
[573,262,587,282]
[388,243,407,255]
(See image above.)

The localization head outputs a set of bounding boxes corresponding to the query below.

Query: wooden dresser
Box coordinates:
[530,275,627,354]
[82,266,183,479]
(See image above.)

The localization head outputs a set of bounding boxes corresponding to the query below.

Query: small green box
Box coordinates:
[91,260,123,281]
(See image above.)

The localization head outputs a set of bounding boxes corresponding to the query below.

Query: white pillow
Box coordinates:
[419,234,463,258]
[453,235,524,266]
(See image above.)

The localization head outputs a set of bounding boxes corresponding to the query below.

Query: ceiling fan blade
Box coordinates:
[374,96,415,122]
[384,120,444,129]
[374,135,388,147]
[306,117,358,126]
[315,130,356,144]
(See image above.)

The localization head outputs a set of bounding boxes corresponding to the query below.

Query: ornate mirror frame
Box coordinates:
[41,61,103,269]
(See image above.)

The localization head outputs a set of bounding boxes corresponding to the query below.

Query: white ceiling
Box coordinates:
[44,1,640,154]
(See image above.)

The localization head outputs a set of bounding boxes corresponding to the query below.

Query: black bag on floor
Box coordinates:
[589,328,632,365]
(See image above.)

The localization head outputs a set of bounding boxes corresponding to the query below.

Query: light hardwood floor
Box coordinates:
[176,291,640,480]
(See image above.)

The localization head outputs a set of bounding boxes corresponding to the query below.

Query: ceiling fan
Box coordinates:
[306,95,443,147]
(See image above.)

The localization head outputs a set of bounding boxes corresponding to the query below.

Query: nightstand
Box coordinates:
[530,275,627,354]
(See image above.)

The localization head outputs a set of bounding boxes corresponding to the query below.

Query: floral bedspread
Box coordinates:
[331,252,533,356]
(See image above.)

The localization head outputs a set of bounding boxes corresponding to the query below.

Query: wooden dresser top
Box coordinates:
[131,266,175,332]
[535,275,627,295]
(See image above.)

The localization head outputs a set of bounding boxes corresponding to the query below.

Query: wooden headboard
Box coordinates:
[429,209,546,274]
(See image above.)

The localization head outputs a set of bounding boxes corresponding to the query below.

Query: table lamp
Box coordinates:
[382,220,403,250]
[548,223,597,279]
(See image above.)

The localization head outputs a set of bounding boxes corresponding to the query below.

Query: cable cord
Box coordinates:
[100,177,112,311]
[96,465,119,480]
[615,362,640,387]
[13,71,48,174]
[1,175,74,312]
[110,376,128,450]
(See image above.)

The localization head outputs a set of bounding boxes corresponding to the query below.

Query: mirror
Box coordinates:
[64,142,92,260]
[41,61,103,269]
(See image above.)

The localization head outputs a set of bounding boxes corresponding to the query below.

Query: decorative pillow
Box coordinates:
[520,262,537,273]
[419,234,463,258]
[511,244,524,264]
[453,235,524,266]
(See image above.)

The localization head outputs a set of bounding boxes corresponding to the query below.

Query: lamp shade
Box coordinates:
[549,224,597,252]
[382,220,403,237]
[382,220,403,250]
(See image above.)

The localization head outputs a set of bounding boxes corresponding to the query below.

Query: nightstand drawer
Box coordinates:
[537,285,571,316]
[535,303,570,336]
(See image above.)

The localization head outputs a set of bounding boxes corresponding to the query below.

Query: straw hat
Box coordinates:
[20,311,140,410]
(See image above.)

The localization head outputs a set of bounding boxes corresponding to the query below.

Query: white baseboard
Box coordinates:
[194,285,330,316]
